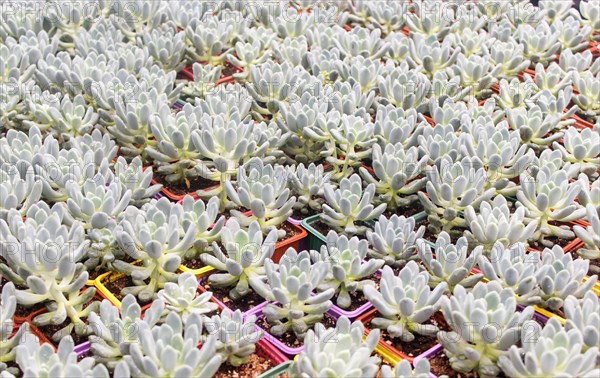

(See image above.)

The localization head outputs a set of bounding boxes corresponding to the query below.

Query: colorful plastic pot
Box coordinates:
[75,342,91,358]
[356,308,441,364]
[301,214,328,252]
[179,264,215,279]
[198,275,268,319]
[328,270,381,320]
[255,307,339,357]
[13,306,46,325]
[255,339,290,378]
[28,323,55,350]
[273,221,307,263]
[412,345,443,378]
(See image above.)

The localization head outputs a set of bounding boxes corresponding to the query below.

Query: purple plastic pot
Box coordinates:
[517,304,549,325]
[74,341,91,358]
[153,192,164,200]
[328,269,382,320]
[255,306,339,357]
[198,276,268,319]
[412,344,442,378]
[287,217,302,226]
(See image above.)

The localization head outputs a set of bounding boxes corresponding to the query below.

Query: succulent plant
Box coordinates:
[464,195,538,253]
[287,163,331,218]
[373,105,424,149]
[364,262,448,342]
[0,282,30,376]
[360,144,428,210]
[145,102,204,187]
[438,282,534,377]
[460,121,535,195]
[191,110,277,208]
[201,219,276,301]
[113,198,197,302]
[407,34,460,78]
[553,126,600,177]
[224,159,296,236]
[125,312,222,377]
[366,214,426,268]
[378,66,431,112]
[506,105,563,148]
[88,295,164,370]
[555,16,592,52]
[65,176,132,230]
[514,22,560,66]
[203,310,263,367]
[22,93,98,140]
[578,173,600,215]
[573,205,600,272]
[580,0,600,38]
[310,231,383,309]
[336,56,388,94]
[417,124,462,164]
[321,174,387,235]
[498,317,600,378]
[417,233,483,292]
[0,209,98,342]
[263,249,334,338]
[179,195,225,253]
[0,162,42,219]
[380,359,433,378]
[334,26,390,59]
[138,26,187,72]
[418,156,496,234]
[572,71,600,118]
[488,39,531,79]
[157,272,218,323]
[558,49,600,75]
[516,168,586,246]
[11,336,110,378]
[289,316,381,378]
[184,16,237,65]
[564,291,600,352]
[535,245,598,311]
[113,156,162,207]
[405,0,452,39]
[478,242,543,306]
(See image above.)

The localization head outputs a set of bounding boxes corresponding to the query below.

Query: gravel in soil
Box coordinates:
[181,255,207,270]
[330,273,381,313]
[256,313,337,349]
[381,202,424,219]
[291,207,319,222]
[429,351,485,378]
[201,279,267,314]
[370,311,450,358]
[153,172,218,196]
[528,236,573,251]
[104,275,151,305]
[213,353,275,378]
[278,221,301,241]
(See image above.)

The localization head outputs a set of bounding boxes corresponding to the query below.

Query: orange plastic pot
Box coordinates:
[273,222,308,263]
[572,114,594,129]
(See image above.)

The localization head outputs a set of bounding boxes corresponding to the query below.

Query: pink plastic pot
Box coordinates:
[412,345,442,378]
[328,269,381,320]
[74,341,91,358]
[254,306,339,357]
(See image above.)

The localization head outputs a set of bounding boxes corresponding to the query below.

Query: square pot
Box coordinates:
[356,308,442,364]
[198,275,268,319]
[301,214,328,252]
[95,270,150,311]
[327,269,382,320]
[253,306,339,357]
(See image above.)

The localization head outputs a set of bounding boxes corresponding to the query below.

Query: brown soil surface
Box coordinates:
[153,172,218,196]
[331,273,381,313]
[214,353,275,378]
[201,278,268,314]
[256,313,337,349]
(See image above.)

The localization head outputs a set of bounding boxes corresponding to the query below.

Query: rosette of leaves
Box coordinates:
[366,214,425,268]
[87,295,164,370]
[289,316,381,378]
[0,283,30,376]
[310,230,384,309]
[0,209,98,342]
[360,143,428,210]
[438,282,534,377]
[321,174,387,235]
[263,249,334,338]
[363,262,448,342]
[113,198,197,302]
[498,317,600,378]
[417,233,483,292]
[201,219,276,301]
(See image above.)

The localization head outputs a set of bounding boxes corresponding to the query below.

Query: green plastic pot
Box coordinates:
[301,214,327,251]
[257,361,292,378]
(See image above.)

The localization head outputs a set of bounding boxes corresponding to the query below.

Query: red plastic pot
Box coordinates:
[572,114,594,129]
[13,306,46,325]
[179,59,244,84]
[145,165,220,202]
